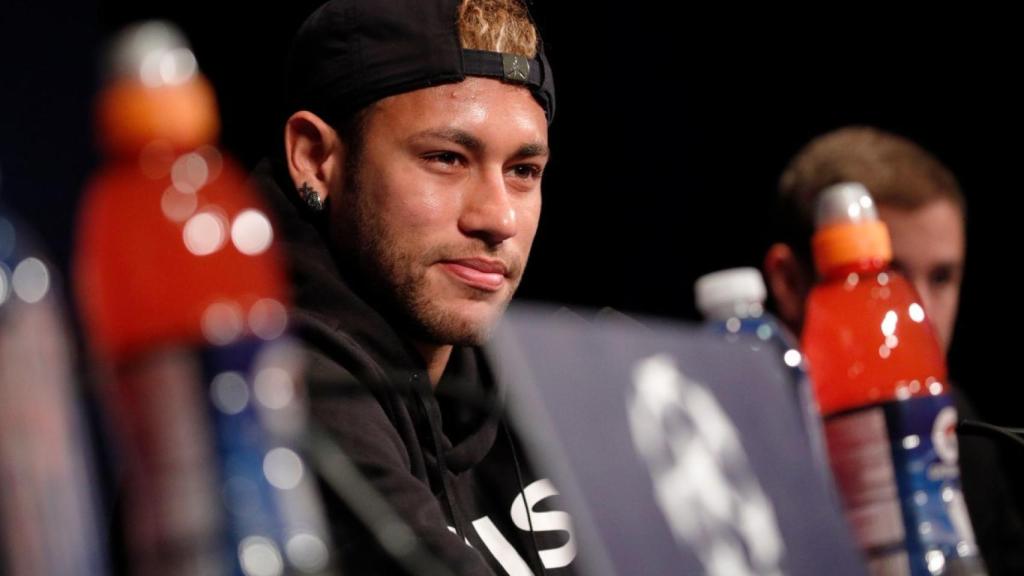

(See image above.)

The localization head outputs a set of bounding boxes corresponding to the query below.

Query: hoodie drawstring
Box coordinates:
[412,373,467,540]
[502,418,547,576]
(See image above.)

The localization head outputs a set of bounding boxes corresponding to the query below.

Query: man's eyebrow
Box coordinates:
[514,142,550,159]
[411,129,484,152]
[410,129,550,159]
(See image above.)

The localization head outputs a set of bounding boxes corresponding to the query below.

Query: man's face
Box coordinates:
[877,199,965,353]
[329,77,549,346]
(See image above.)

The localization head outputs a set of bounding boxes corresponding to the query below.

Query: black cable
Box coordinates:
[958,419,1024,451]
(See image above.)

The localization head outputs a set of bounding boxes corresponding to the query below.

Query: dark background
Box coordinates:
[3,4,1020,451]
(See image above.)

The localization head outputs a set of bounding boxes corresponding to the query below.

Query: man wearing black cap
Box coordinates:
[252,0,573,574]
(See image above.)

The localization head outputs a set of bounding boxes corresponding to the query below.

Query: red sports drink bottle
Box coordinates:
[802,182,984,576]
[76,21,330,575]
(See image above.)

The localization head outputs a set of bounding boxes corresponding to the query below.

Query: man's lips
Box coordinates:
[438,258,509,291]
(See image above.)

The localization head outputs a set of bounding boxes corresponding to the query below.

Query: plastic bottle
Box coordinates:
[0,211,108,576]
[802,182,984,575]
[75,21,330,575]
[696,267,831,481]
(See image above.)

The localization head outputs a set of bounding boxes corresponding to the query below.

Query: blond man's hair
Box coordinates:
[458,0,538,57]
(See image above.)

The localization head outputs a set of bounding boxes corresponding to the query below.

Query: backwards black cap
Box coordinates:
[286,0,555,126]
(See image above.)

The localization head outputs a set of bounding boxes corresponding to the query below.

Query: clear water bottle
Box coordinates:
[0,211,108,576]
[695,267,831,479]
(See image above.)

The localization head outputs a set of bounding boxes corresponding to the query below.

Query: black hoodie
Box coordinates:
[252,160,577,576]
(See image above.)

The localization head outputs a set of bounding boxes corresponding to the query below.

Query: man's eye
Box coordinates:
[929,267,954,286]
[509,164,543,180]
[426,151,463,166]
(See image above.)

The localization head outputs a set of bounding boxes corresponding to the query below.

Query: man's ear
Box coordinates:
[763,242,812,336]
[283,110,345,207]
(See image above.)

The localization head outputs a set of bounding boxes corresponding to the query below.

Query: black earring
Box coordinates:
[297,182,324,212]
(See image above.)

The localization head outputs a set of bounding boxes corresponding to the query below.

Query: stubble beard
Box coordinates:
[336,170,524,347]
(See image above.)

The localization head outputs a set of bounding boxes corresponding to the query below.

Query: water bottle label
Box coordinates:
[825,393,979,576]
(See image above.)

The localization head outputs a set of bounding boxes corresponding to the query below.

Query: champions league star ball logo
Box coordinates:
[626,355,787,576]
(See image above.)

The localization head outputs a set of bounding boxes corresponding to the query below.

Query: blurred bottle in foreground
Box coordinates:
[0,206,108,575]
[802,182,984,575]
[75,21,331,575]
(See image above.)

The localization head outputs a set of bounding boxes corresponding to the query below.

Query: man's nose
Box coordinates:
[458,168,517,245]
[910,277,934,316]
